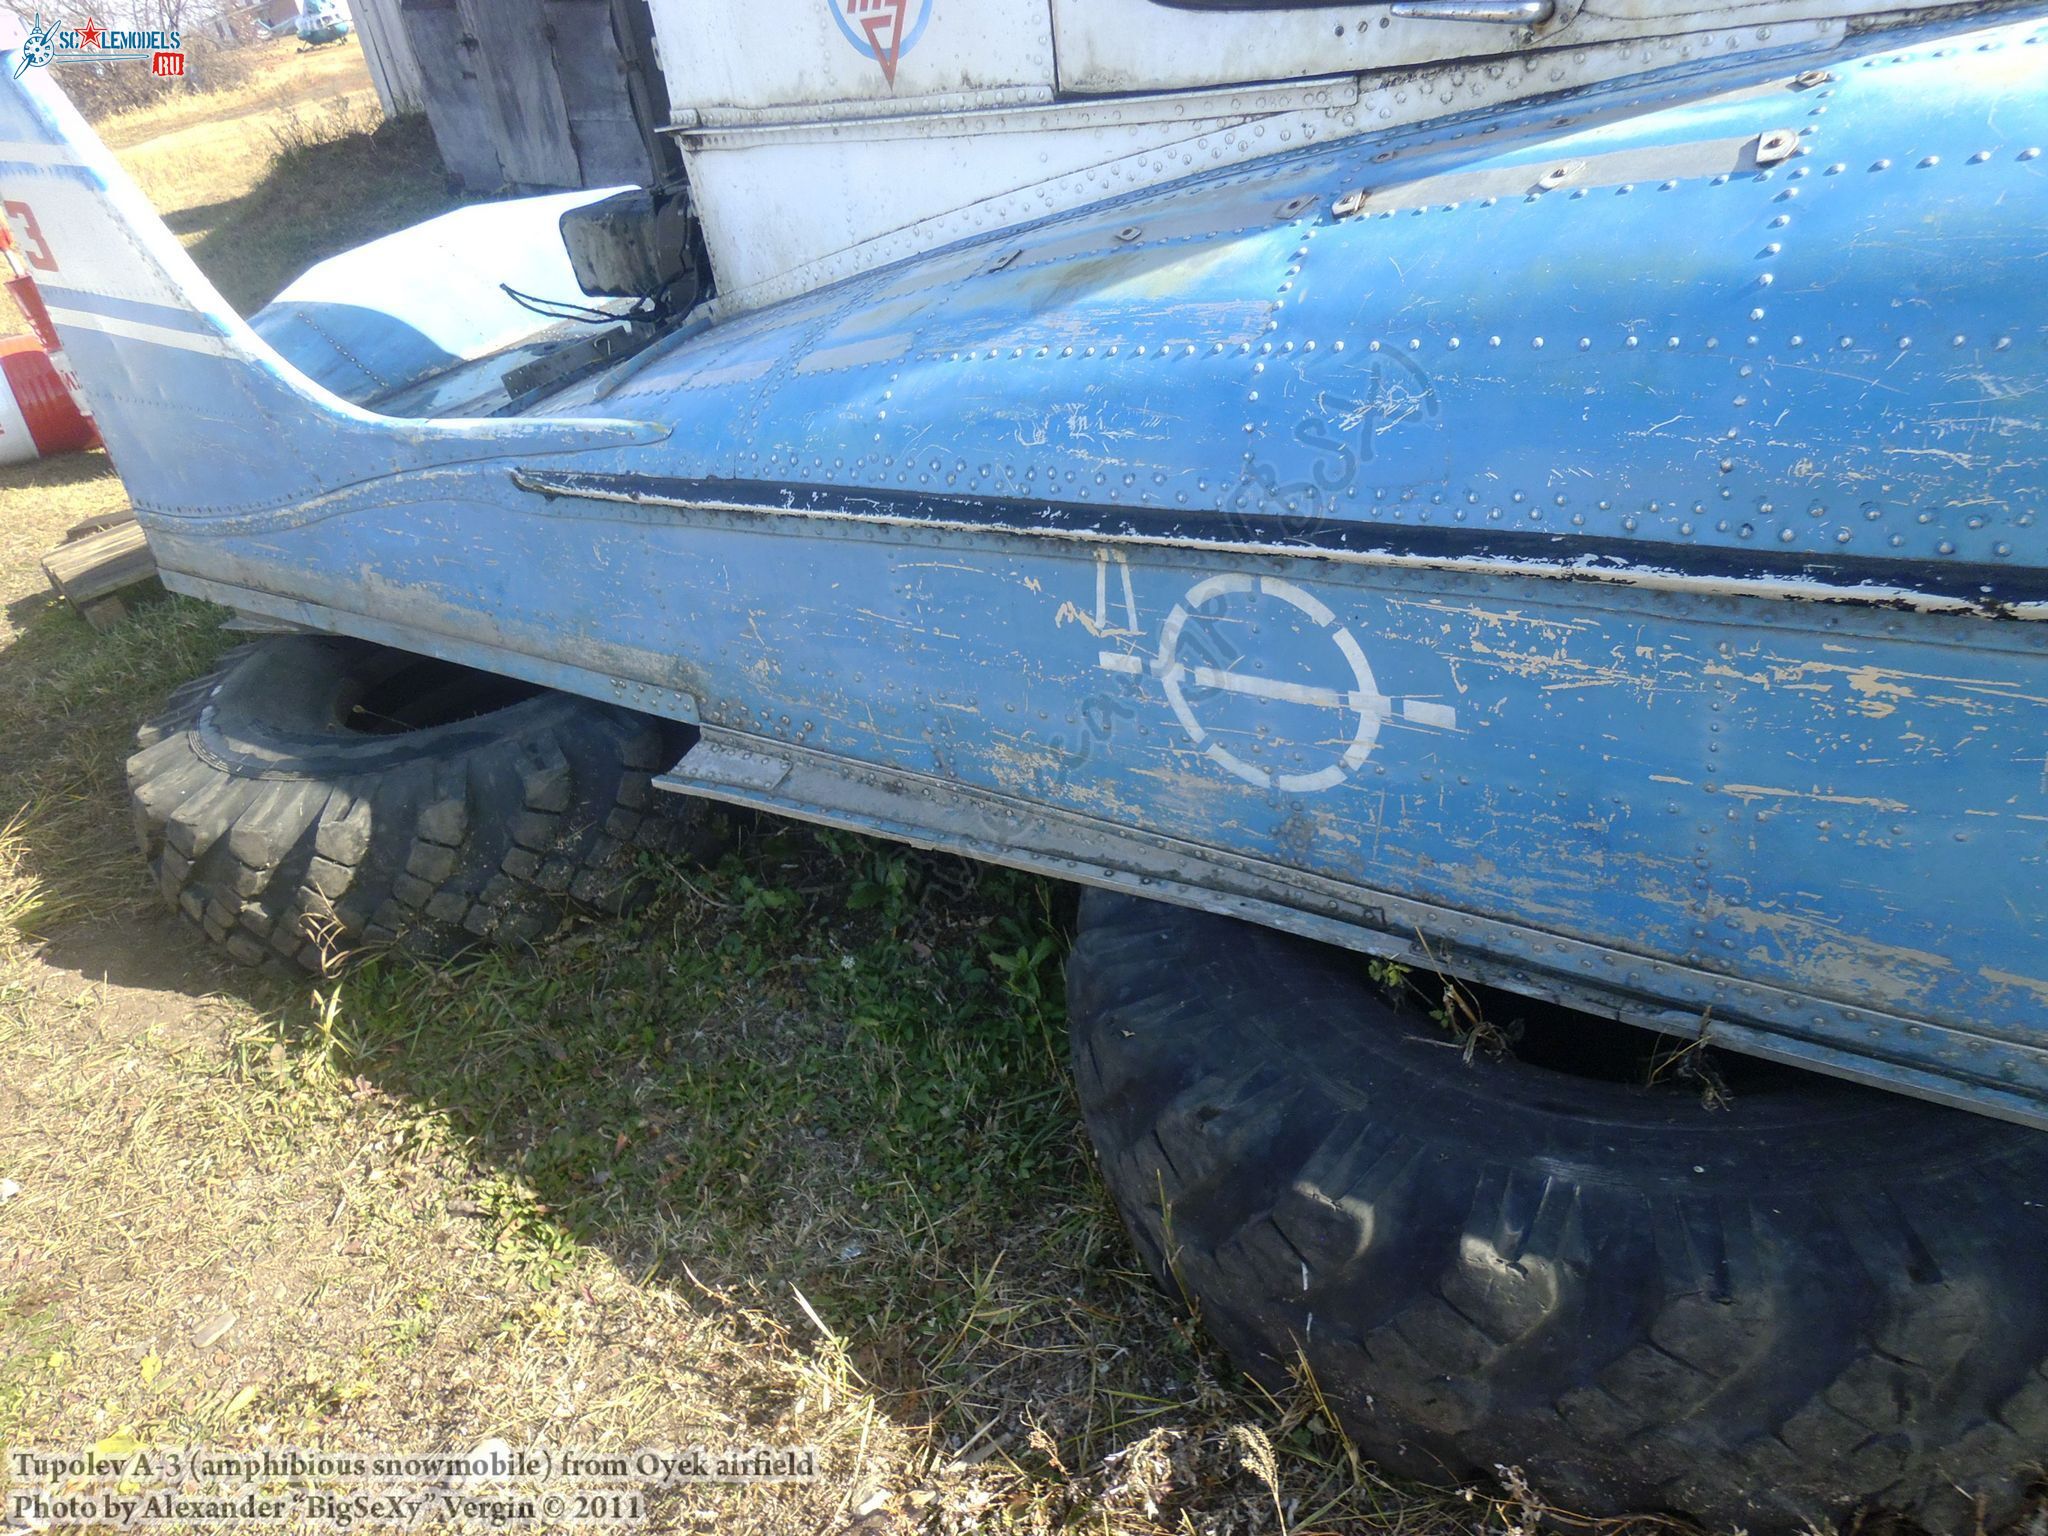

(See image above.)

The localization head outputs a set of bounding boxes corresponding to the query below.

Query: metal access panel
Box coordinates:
[652,0,1056,122]
[1052,0,1557,94]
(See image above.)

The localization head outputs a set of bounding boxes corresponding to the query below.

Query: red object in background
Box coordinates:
[0,335,97,462]
[0,219,59,349]
[0,216,100,461]
[5,265,59,352]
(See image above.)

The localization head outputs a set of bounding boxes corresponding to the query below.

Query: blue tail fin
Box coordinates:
[0,21,661,514]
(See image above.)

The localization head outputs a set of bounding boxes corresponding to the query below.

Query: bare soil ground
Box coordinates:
[0,39,1653,1536]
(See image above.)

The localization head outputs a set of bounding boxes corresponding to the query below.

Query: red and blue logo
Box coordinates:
[12,13,184,78]
[830,0,931,87]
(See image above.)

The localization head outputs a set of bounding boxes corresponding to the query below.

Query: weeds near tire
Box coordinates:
[266,96,383,161]
[1645,1011,1734,1110]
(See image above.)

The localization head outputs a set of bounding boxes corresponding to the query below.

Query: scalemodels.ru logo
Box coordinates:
[13,13,186,78]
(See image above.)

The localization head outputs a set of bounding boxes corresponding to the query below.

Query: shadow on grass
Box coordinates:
[175,114,462,314]
[161,197,247,240]
[0,590,238,952]
[0,450,125,498]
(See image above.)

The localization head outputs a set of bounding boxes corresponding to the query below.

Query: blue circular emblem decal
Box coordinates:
[828,0,931,86]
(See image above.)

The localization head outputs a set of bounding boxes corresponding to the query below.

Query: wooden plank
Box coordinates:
[399,0,506,190]
[609,0,681,182]
[353,0,427,115]
[63,506,136,543]
[457,0,580,190]
[547,0,652,187]
[41,519,156,629]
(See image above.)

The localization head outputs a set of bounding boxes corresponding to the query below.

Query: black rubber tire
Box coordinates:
[1068,889,2048,1533]
[126,636,721,975]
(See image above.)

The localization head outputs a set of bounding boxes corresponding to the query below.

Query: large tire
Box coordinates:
[127,636,720,975]
[1068,889,2048,1533]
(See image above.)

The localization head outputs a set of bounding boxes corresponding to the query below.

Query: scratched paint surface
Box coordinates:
[147,497,2048,1045]
[4,9,2048,1111]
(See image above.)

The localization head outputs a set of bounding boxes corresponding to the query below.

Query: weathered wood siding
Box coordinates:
[350,0,427,116]
[398,0,654,192]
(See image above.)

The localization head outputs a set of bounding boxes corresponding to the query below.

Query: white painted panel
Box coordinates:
[1050,0,1975,94]
[0,370,38,465]
[1054,0,1550,93]
[651,0,1056,115]
[685,106,1270,296]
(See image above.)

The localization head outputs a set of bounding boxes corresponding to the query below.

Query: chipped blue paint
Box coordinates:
[3,11,2047,1121]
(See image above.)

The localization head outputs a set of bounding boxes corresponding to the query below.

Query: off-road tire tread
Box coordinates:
[127,637,720,976]
[1067,890,2048,1532]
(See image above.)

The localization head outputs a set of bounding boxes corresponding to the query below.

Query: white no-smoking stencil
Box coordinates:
[1089,555,1457,793]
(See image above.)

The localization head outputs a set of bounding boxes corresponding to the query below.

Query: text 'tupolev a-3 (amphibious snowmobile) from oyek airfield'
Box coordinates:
[4,0,2048,1526]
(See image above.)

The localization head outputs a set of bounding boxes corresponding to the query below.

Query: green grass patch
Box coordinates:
[181,113,460,314]
[0,595,236,936]
[313,831,1090,1343]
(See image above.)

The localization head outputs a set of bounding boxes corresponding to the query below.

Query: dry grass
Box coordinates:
[104,33,453,314]
[89,34,375,153]
[0,50,1630,1536]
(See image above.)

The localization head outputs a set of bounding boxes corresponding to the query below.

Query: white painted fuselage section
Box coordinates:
[647,0,2000,310]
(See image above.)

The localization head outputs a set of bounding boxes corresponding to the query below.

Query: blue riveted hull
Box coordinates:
[6,9,2048,1120]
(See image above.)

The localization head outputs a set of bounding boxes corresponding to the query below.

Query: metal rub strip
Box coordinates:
[655,724,2048,1133]
[511,469,2048,620]
[1330,130,1800,217]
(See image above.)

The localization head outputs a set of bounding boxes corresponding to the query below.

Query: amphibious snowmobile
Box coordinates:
[3,0,2046,1525]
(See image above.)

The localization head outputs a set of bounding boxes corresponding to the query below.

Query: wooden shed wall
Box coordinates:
[347,0,427,116]
[397,0,656,193]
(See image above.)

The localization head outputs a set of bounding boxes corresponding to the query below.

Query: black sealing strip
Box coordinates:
[512,469,2048,615]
